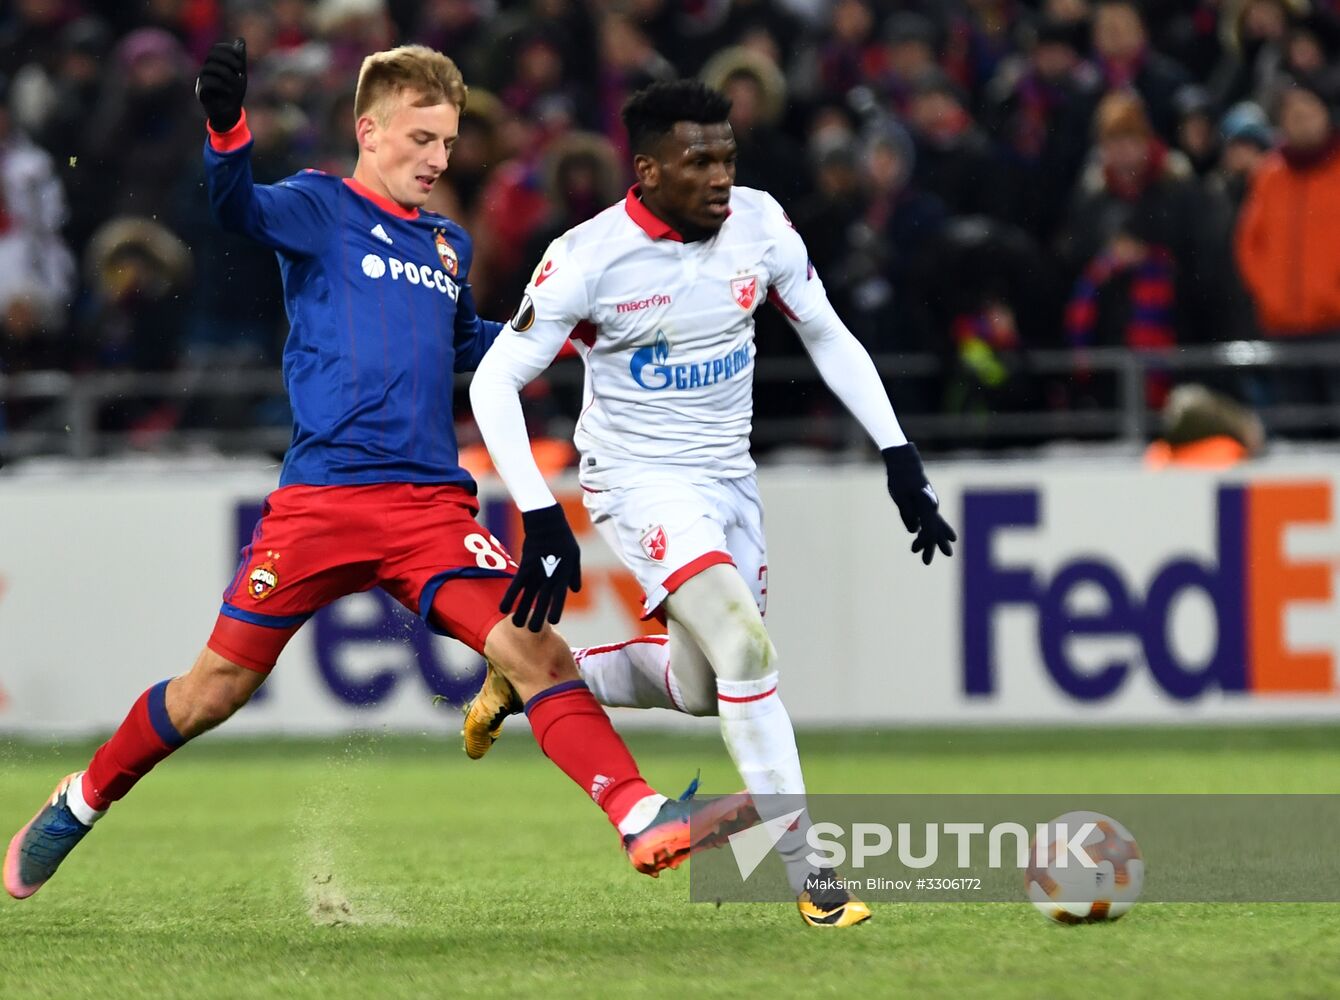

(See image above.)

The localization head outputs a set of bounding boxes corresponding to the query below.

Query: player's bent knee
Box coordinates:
[483,620,580,699]
[679,687,719,717]
[713,625,777,683]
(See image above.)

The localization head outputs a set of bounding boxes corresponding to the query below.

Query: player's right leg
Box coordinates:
[478,619,756,875]
[666,566,871,927]
[4,645,272,900]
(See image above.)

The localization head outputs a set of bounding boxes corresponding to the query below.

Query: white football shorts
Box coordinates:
[583,474,768,618]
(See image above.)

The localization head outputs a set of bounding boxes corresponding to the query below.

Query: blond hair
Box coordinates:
[354,45,468,124]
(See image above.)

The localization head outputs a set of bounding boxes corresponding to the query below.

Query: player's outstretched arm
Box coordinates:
[765,194,955,563]
[197,38,328,254]
[471,246,590,628]
[786,298,956,564]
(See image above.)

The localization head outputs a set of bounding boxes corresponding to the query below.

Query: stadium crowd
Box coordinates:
[2,0,1340,450]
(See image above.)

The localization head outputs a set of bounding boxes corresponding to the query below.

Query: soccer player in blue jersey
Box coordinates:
[4,41,754,902]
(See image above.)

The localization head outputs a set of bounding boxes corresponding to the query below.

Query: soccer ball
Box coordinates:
[1026,810,1144,924]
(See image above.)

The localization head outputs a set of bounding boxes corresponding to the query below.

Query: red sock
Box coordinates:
[524,681,656,829]
[82,680,186,810]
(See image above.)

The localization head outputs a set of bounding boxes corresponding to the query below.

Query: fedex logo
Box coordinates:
[962,483,1337,701]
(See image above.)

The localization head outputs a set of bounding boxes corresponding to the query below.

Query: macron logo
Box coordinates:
[370,224,393,245]
[728,808,806,880]
[541,555,561,577]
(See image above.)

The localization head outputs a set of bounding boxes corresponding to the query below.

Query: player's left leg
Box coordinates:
[462,630,715,758]
[572,634,717,715]
[667,565,870,926]
[4,644,277,900]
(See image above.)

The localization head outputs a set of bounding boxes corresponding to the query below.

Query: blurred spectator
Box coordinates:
[792,134,870,324]
[1205,101,1272,344]
[522,131,624,281]
[499,33,588,129]
[86,28,199,221]
[0,0,74,78]
[1144,383,1265,467]
[0,79,75,333]
[856,120,948,353]
[78,217,191,374]
[595,12,675,155]
[1173,84,1221,174]
[984,17,1102,240]
[809,0,886,105]
[876,12,941,115]
[1065,201,1180,407]
[701,47,806,207]
[1092,0,1191,140]
[2,295,65,377]
[0,295,67,445]
[1214,100,1273,207]
[907,72,1002,218]
[427,88,503,224]
[938,0,1019,106]
[1158,0,1228,82]
[313,0,394,77]
[1060,91,1226,346]
[1209,0,1303,109]
[921,217,1056,418]
[1235,79,1340,404]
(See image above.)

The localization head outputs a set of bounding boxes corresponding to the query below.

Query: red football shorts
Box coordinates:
[207,483,515,672]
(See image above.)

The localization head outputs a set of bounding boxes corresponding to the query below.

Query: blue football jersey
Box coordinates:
[203,125,502,487]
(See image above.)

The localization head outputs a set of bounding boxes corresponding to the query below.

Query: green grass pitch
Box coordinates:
[2,725,1338,999]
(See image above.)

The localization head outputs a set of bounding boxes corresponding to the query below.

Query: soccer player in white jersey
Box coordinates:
[468,81,956,927]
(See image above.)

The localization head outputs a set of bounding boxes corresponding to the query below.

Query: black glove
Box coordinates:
[882,443,957,565]
[500,504,583,632]
[196,38,247,131]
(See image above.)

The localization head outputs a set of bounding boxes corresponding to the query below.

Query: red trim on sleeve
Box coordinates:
[662,551,735,596]
[342,176,420,220]
[207,109,253,153]
[766,286,800,321]
[717,685,778,704]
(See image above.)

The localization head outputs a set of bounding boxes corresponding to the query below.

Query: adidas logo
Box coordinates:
[370,224,393,245]
[590,774,614,802]
[541,555,561,577]
[922,484,939,506]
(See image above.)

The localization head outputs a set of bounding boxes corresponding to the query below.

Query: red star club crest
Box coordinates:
[731,275,758,310]
[640,525,668,562]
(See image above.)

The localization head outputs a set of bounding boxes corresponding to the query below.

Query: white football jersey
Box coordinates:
[502,186,830,490]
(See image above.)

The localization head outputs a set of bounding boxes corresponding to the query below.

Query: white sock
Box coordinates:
[65,772,106,827]
[573,637,686,712]
[716,673,817,894]
[616,793,669,837]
